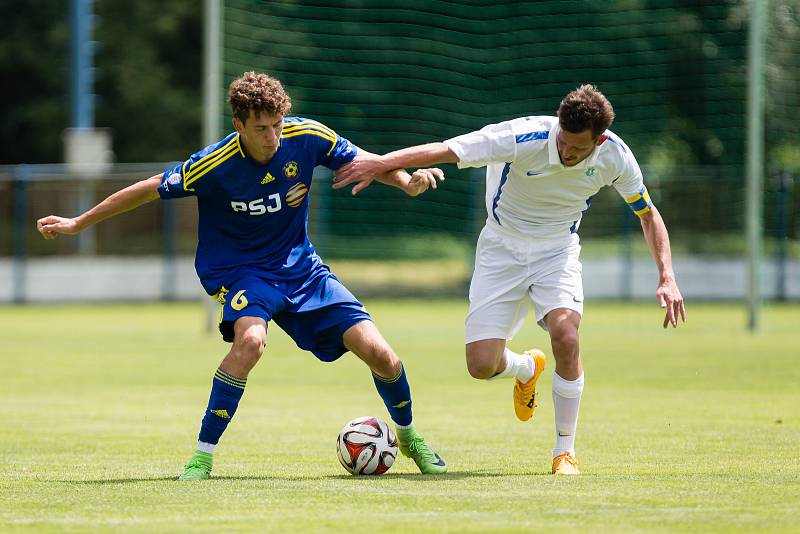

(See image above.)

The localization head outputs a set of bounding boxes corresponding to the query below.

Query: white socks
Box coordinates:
[197,441,216,454]
[488,348,535,383]
[487,349,584,457]
[551,371,584,457]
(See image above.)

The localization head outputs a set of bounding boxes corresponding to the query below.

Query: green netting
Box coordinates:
[219,0,798,259]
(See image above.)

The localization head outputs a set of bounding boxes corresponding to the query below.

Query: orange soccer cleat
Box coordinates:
[512,349,547,421]
[551,451,580,475]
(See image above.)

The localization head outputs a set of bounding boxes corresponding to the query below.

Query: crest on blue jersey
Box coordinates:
[283,161,299,180]
[163,172,181,192]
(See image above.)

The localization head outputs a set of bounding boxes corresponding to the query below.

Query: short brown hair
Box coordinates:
[228,71,292,123]
[557,84,615,138]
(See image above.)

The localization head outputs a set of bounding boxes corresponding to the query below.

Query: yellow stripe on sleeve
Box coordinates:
[184,136,238,179]
[184,145,239,189]
[183,141,238,190]
[185,141,238,183]
[282,119,336,138]
[281,129,337,156]
[281,126,336,143]
[281,129,336,145]
[235,134,245,157]
[282,121,338,153]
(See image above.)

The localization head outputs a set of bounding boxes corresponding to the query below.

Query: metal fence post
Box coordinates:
[619,204,634,300]
[311,168,330,257]
[76,179,96,254]
[161,199,177,301]
[12,165,30,304]
[774,170,792,302]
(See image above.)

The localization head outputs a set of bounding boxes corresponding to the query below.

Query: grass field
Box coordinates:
[1,300,798,533]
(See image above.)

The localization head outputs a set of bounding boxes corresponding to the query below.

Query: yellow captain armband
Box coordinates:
[625,188,652,216]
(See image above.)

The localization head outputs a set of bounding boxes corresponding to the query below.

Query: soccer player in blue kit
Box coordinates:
[36,71,447,480]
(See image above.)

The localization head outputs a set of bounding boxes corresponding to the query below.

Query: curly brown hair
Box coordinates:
[228,71,292,123]
[557,84,615,138]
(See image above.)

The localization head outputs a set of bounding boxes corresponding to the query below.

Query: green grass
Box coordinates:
[1,301,798,533]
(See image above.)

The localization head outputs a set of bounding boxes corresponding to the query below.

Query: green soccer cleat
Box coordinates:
[178,450,213,481]
[396,426,447,475]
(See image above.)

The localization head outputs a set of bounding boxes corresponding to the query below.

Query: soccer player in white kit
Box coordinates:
[333,85,686,475]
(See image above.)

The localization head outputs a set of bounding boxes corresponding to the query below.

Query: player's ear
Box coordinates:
[232,117,244,133]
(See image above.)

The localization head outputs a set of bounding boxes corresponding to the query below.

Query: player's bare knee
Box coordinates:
[465,351,497,380]
[380,347,402,375]
[550,329,579,362]
[465,341,504,379]
[368,344,401,378]
[345,322,400,377]
[233,332,265,364]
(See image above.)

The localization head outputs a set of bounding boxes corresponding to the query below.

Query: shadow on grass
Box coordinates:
[324,469,554,481]
[62,469,555,485]
[65,476,181,484]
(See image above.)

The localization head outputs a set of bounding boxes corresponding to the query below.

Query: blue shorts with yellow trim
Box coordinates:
[215,265,371,362]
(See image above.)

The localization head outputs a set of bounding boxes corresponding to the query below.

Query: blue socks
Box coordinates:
[372,364,413,427]
[198,368,247,446]
[196,365,410,450]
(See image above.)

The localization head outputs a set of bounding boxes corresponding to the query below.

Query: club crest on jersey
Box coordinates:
[585,168,596,176]
[261,172,275,185]
[283,161,299,180]
[163,172,181,192]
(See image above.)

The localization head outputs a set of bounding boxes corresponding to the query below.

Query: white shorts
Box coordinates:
[465,224,584,344]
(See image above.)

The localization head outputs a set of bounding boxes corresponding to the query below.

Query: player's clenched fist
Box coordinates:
[406,168,445,197]
[37,215,81,239]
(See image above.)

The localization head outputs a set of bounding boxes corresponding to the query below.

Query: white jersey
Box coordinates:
[444,116,652,239]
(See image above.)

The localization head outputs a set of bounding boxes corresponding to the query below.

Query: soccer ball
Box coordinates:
[336,416,398,475]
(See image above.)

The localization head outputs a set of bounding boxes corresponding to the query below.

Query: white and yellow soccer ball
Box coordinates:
[336,416,398,475]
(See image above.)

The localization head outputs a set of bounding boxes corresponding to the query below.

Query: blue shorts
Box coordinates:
[216,265,371,362]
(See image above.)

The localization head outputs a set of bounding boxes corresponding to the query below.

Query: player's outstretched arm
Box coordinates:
[638,206,686,328]
[369,166,445,197]
[339,148,447,196]
[37,174,162,240]
[333,143,458,194]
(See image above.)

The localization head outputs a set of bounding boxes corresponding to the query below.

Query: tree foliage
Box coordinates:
[0,1,202,164]
[1,0,797,173]
[0,0,70,164]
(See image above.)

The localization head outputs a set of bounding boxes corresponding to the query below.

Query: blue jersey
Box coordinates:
[158,117,357,294]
